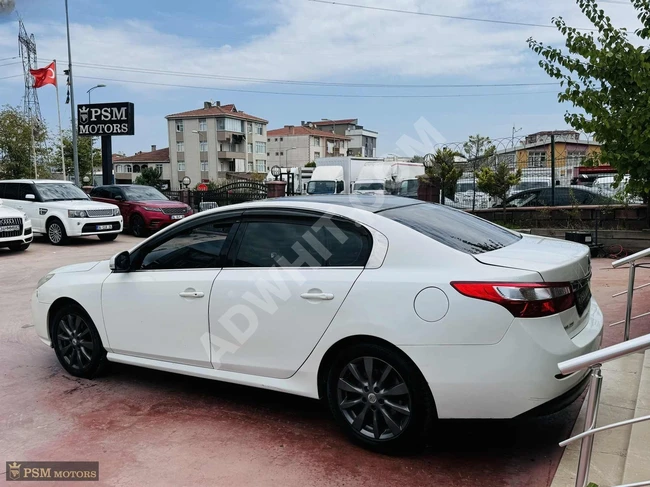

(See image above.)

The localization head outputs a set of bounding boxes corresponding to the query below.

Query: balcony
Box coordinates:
[217,130,245,142]
[218,151,245,160]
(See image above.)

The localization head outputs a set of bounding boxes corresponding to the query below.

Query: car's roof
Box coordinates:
[0,179,73,184]
[269,195,422,213]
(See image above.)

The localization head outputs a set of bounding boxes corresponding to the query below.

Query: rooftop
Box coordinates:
[166,102,268,123]
[309,119,358,126]
[268,125,351,140]
[115,147,170,164]
[271,195,420,212]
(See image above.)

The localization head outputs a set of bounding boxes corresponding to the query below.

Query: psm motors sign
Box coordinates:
[77,102,134,136]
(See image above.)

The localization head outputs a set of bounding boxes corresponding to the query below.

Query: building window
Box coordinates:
[267,153,270,156]
[280,151,284,156]
[247,122,253,133]
[247,160,254,172]
[217,118,243,132]
[228,160,236,172]
[280,137,283,141]
[567,151,586,165]
[274,138,277,142]
[200,141,208,152]
[528,151,547,168]
[255,123,263,135]
[199,119,207,132]
[201,161,208,171]
[124,165,132,173]
[176,142,184,152]
[175,120,184,132]
[275,152,279,156]
[314,152,320,159]
[156,164,163,172]
[177,161,185,171]
[255,141,266,154]
[256,159,266,172]
[247,142,253,153]
[313,137,320,147]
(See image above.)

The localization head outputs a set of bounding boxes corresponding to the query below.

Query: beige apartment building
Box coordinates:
[113,145,172,189]
[266,125,351,168]
[165,101,268,189]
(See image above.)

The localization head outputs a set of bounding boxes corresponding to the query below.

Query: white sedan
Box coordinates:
[32,196,602,452]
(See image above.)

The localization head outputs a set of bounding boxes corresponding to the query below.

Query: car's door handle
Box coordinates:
[300,292,334,301]
[179,291,204,299]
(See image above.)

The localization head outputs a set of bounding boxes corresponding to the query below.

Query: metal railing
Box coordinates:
[558,248,650,487]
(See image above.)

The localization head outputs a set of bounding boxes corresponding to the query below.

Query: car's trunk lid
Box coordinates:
[474,234,591,283]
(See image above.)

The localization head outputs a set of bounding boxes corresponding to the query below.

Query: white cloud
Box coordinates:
[0,0,641,96]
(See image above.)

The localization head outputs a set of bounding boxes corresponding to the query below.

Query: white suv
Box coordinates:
[0,180,123,245]
[0,198,33,251]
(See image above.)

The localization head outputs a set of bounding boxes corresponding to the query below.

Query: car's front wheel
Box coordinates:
[130,214,148,238]
[51,304,107,378]
[47,219,69,245]
[326,343,435,453]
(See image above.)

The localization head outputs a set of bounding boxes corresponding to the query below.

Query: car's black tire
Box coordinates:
[326,343,435,454]
[51,304,107,379]
[8,243,30,251]
[130,214,148,238]
[98,233,118,242]
[47,218,69,245]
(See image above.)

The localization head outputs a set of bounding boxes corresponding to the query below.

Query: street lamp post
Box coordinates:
[87,84,106,185]
[64,0,80,186]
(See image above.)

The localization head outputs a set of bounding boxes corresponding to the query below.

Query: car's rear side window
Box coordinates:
[379,203,521,255]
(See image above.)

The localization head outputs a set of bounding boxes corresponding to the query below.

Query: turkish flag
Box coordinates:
[30,61,57,88]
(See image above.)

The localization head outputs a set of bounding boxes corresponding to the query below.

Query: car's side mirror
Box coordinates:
[109,251,131,272]
[115,195,123,201]
[25,194,35,200]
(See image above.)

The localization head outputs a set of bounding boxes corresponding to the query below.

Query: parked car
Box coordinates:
[0,198,33,251]
[90,185,193,238]
[0,180,122,245]
[33,196,602,452]
[500,186,616,208]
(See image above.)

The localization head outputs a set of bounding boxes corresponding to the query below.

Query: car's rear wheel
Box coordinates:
[8,243,29,251]
[326,343,434,453]
[51,304,107,378]
[98,234,117,242]
[47,219,69,245]
[130,214,148,238]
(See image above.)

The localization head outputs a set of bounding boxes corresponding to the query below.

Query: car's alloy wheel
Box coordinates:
[337,357,411,440]
[47,220,68,245]
[131,215,147,238]
[326,343,434,453]
[52,305,106,378]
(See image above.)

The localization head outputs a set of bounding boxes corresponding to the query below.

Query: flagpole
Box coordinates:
[54,60,66,180]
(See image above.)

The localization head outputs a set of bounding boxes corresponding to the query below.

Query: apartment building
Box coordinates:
[113,145,172,189]
[165,101,268,189]
[303,118,378,157]
[267,125,351,168]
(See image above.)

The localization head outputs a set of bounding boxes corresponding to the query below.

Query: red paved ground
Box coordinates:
[2,240,649,487]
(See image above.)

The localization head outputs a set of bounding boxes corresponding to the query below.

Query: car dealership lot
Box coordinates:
[2,236,650,486]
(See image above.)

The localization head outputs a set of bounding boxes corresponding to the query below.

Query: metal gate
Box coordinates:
[192,181,268,211]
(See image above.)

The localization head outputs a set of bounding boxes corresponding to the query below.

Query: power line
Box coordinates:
[305,0,600,31]
[75,74,559,98]
[0,56,19,62]
[0,74,23,81]
[0,61,22,69]
[38,58,558,89]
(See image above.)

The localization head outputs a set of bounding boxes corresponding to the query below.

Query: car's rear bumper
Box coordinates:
[400,299,603,419]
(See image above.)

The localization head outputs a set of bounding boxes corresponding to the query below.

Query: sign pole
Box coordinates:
[101,136,113,185]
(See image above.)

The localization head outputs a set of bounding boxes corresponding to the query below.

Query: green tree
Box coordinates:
[411,155,424,164]
[134,166,163,189]
[528,0,650,215]
[61,130,101,181]
[424,148,464,200]
[304,161,316,167]
[476,162,522,218]
[0,105,50,179]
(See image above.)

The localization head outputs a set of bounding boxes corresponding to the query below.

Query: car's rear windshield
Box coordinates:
[380,203,521,255]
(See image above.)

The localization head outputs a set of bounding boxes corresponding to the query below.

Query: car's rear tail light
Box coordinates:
[450,282,575,318]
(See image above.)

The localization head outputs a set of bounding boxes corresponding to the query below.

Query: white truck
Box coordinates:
[306,166,346,195]
[310,157,381,195]
[390,163,425,193]
[352,162,395,195]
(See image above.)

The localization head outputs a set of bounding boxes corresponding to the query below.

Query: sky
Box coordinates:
[0,0,642,158]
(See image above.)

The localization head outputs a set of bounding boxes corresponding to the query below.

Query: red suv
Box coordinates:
[90,185,193,237]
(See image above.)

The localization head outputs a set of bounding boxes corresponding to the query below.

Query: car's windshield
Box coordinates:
[507,192,538,207]
[380,203,521,255]
[399,180,418,194]
[354,182,384,191]
[307,181,336,194]
[456,182,474,193]
[123,186,168,201]
[36,183,89,201]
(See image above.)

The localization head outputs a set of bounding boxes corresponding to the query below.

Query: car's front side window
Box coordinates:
[233,217,371,268]
[140,222,234,270]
